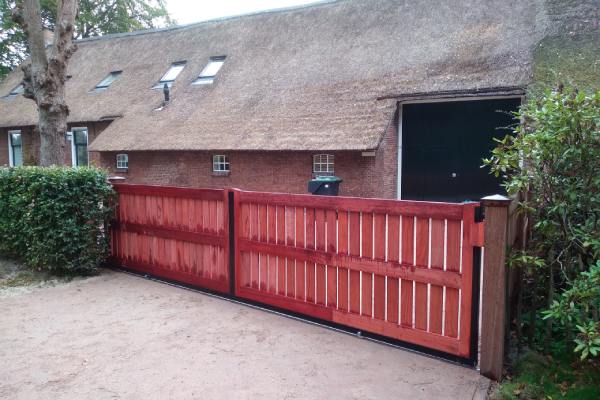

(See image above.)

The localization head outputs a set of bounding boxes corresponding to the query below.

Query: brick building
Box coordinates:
[1,0,596,200]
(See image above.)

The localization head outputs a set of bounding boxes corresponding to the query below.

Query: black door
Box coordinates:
[401,98,520,202]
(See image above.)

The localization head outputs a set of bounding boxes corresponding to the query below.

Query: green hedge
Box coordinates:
[0,167,115,273]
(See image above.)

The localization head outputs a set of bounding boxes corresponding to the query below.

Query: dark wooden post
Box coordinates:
[479,194,511,381]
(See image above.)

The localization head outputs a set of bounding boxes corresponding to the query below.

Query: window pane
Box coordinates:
[74,130,87,144]
[10,133,22,146]
[76,145,88,166]
[213,155,229,171]
[200,60,224,78]
[10,85,24,95]
[161,63,186,82]
[13,146,23,166]
[96,71,121,89]
[116,154,128,169]
[313,154,334,173]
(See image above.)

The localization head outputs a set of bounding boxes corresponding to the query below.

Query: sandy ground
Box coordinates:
[0,270,490,400]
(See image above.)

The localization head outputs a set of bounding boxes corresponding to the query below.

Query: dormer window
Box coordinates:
[192,56,226,85]
[94,71,122,91]
[153,61,186,89]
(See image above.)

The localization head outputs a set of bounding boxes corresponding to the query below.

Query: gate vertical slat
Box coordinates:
[294,206,306,301]
[326,209,337,308]
[373,213,386,321]
[458,203,477,357]
[348,212,361,314]
[337,211,349,312]
[361,212,373,317]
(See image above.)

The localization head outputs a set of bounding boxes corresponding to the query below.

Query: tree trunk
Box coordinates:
[38,107,68,165]
[13,0,78,167]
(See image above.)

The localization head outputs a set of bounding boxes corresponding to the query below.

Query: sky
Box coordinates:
[166,0,324,25]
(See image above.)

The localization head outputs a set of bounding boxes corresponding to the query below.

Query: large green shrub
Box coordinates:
[484,87,600,359]
[0,167,115,273]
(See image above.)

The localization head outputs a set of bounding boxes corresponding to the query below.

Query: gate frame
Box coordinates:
[109,183,511,377]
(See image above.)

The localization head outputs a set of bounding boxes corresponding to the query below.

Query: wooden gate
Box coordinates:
[110,184,483,359]
[232,190,482,358]
[110,184,230,294]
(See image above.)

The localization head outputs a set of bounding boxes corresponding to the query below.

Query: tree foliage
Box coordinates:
[484,87,600,359]
[0,0,172,80]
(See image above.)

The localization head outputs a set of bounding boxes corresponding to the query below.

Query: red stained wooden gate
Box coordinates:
[110,184,483,358]
[111,184,230,294]
[232,190,482,358]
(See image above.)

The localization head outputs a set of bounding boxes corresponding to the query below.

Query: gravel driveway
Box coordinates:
[0,270,489,399]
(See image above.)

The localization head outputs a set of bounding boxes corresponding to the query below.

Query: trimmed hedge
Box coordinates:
[0,167,115,273]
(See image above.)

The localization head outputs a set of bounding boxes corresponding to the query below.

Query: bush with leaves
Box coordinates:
[484,87,600,357]
[0,167,115,274]
[544,261,600,360]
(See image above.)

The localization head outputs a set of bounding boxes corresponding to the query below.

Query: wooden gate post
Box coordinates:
[479,194,511,381]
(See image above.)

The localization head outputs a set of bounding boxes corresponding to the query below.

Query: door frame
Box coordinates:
[396,95,524,199]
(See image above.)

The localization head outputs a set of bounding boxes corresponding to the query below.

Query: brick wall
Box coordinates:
[2,115,400,199]
[375,109,399,199]
[96,144,398,199]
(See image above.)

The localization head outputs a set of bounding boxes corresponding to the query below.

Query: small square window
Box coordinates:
[313,154,334,175]
[212,155,230,172]
[116,154,128,169]
[192,56,226,85]
[153,61,186,89]
[94,71,122,91]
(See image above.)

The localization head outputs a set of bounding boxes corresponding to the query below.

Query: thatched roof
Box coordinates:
[0,0,554,151]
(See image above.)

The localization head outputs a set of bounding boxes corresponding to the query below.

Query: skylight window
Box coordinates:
[3,84,24,99]
[192,56,226,85]
[153,61,186,89]
[94,71,122,91]
[10,84,24,95]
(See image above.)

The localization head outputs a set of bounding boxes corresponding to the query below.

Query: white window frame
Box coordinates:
[192,56,226,85]
[153,61,186,89]
[3,84,24,99]
[116,153,128,169]
[69,127,89,167]
[212,154,230,172]
[7,130,22,167]
[313,154,334,175]
[94,71,122,91]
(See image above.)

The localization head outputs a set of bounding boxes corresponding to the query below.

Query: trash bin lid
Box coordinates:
[313,175,343,182]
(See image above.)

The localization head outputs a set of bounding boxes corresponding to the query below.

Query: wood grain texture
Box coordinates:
[480,202,510,380]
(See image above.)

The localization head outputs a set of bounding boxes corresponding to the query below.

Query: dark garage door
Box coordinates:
[401,98,521,202]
